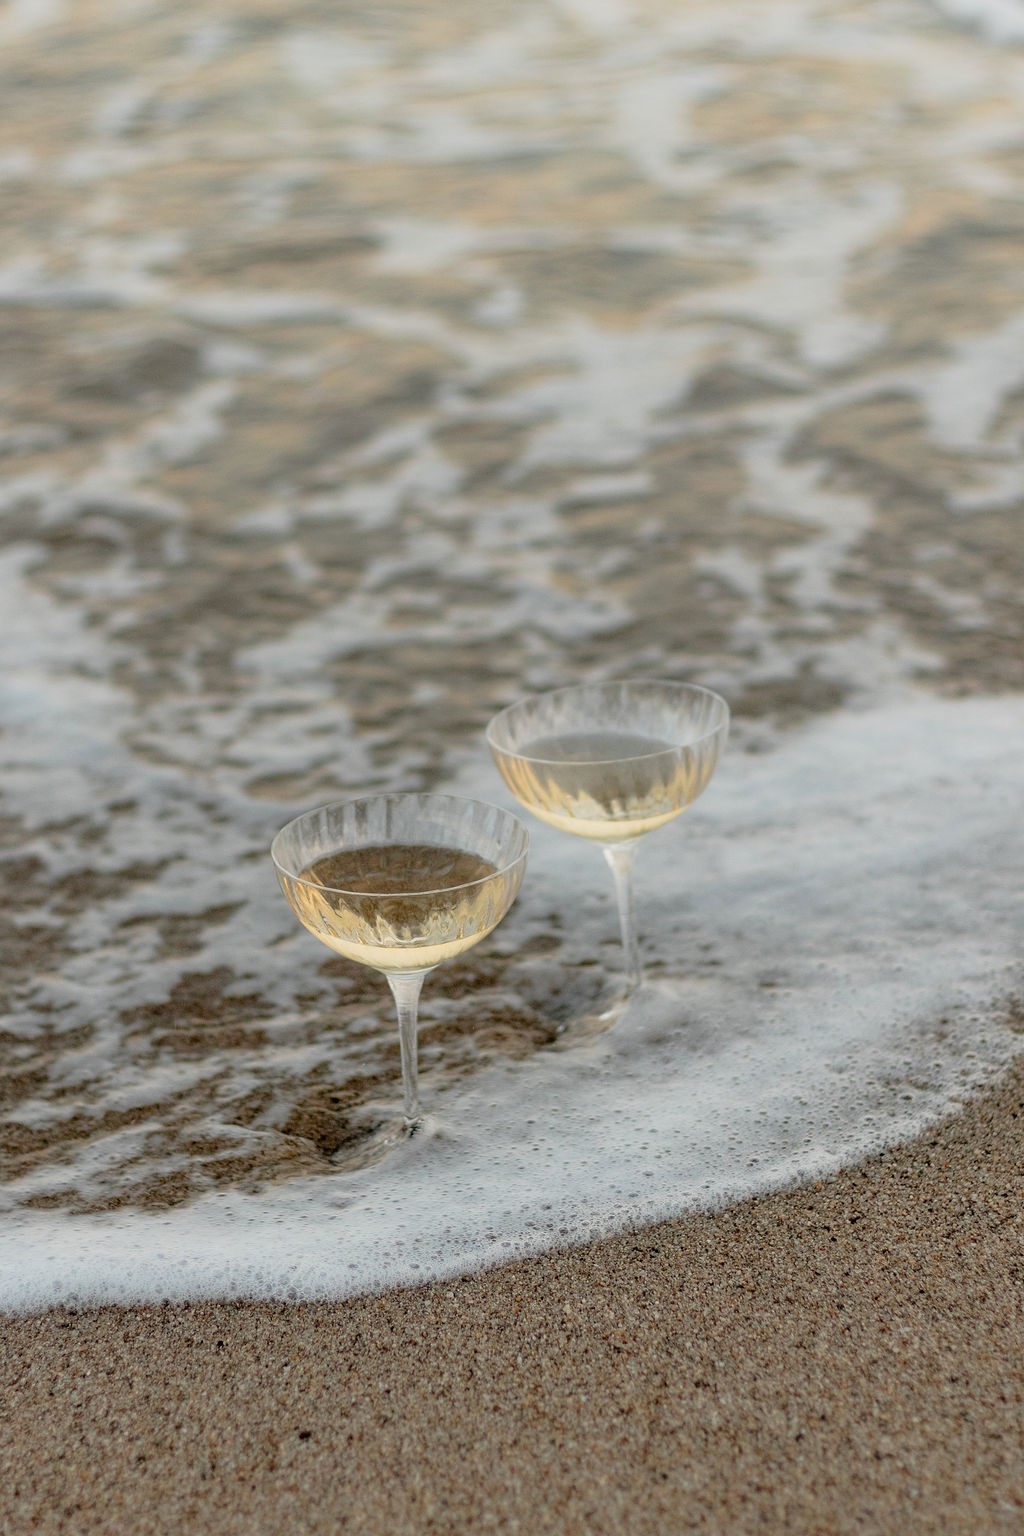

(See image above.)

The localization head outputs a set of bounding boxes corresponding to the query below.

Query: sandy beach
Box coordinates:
[4,1060,1023,1534]
[3,0,1024,1527]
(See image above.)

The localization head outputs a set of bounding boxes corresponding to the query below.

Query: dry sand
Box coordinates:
[3,1061,1022,1536]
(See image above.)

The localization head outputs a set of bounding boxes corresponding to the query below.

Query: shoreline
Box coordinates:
[3,0,1024,1528]
[7,687,1023,1315]
[4,1059,1022,1535]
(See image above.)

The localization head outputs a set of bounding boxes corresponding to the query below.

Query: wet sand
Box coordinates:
[4,1060,1022,1535]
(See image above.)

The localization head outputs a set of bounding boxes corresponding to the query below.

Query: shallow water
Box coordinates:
[3,693,1024,1308]
[1,0,1023,1307]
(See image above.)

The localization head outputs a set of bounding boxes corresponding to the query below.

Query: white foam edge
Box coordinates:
[2,690,1022,1313]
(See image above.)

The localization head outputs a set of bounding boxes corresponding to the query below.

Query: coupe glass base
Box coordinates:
[329,1109,436,1172]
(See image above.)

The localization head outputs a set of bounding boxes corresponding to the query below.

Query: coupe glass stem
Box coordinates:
[602,842,642,993]
[385,969,429,1127]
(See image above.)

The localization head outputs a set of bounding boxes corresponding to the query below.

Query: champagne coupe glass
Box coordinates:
[487,681,728,1005]
[271,794,529,1146]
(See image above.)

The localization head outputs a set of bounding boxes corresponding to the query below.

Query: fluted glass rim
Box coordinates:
[271,792,530,897]
[485,679,730,766]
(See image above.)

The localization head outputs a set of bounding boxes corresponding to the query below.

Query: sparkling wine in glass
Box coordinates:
[487,681,728,1002]
[272,794,529,1146]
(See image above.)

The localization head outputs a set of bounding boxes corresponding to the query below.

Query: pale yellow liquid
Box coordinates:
[286,843,509,971]
[496,729,708,842]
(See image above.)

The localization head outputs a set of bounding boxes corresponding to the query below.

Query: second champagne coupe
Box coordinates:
[272,793,529,1148]
[487,680,729,999]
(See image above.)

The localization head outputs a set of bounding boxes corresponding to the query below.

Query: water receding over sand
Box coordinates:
[2,0,1023,1307]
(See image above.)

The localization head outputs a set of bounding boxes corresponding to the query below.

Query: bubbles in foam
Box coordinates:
[0,693,1022,1310]
[3,0,1024,1311]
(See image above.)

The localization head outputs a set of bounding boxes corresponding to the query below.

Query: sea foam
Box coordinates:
[2,692,1021,1312]
[3,0,1024,1314]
